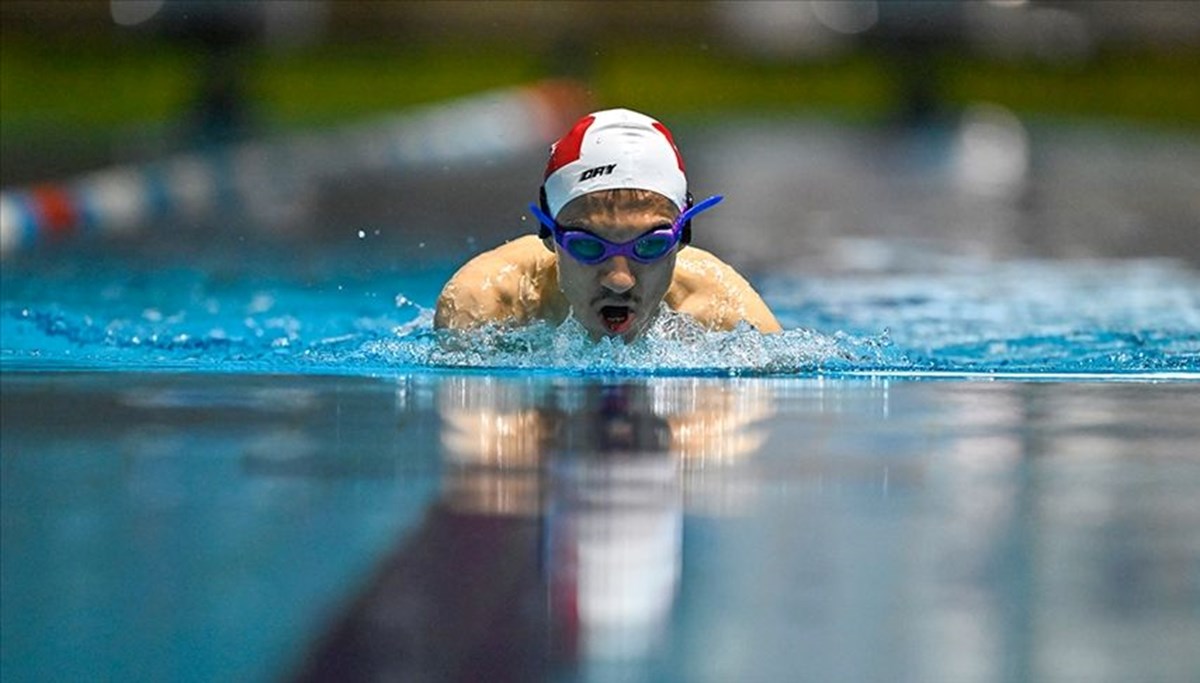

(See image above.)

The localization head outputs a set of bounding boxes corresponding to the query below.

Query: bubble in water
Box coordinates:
[247,293,274,315]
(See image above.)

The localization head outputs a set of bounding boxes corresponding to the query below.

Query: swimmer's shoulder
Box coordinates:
[434,235,559,330]
[668,246,782,333]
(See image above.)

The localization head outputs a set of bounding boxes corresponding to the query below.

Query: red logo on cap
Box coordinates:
[652,122,685,172]
[544,114,595,179]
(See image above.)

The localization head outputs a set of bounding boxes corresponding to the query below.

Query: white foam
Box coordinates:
[352,305,872,375]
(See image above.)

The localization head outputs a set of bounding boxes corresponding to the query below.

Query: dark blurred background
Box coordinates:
[2,0,1198,265]
[4,0,1198,179]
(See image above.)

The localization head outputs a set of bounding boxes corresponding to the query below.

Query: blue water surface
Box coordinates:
[2,240,1198,377]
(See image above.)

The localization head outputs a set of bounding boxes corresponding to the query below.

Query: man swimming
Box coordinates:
[434,108,781,341]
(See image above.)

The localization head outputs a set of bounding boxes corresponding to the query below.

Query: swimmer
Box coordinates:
[435,108,781,341]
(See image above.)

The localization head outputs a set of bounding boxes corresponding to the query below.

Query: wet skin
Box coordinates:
[549,199,679,342]
[432,191,782,338]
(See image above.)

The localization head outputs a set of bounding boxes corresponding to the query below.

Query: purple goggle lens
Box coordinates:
[530,195,724,265]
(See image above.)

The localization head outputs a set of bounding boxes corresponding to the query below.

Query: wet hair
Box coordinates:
[556,189,679,226]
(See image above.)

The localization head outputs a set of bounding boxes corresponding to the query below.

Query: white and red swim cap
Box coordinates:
[541,108,688,219]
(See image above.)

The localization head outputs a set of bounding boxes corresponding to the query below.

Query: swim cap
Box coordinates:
[542,108,687,219]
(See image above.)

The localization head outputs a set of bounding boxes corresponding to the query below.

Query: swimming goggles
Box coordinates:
[529,195,724,265]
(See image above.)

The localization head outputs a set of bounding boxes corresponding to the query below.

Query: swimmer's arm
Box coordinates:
[434,254,512,330]
[670,249,783,334]
[714,274,782,333]
[733,284,783,333]
[434,236,550,330]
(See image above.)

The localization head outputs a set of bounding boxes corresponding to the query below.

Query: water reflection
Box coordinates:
[295,376,774,680]
[439,377,772,515]
[287,377,1199,682]
[540,387,680,663]
[7,372,1197,682]
[439,376,774,665]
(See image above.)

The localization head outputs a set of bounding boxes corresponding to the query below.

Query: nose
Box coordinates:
[599,256,636,294]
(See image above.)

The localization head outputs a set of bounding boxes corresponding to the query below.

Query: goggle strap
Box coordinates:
[529,203,558,233]
[678,194,724,227]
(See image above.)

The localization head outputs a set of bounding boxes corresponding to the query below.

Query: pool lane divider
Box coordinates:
[0,79,591,258]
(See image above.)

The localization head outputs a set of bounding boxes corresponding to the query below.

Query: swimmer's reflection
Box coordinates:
[295,377,772,681]
[543,385,679,662]
[440,377,771,515]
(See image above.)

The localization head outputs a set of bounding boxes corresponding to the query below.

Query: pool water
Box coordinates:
[3,372,1199,682]
[3,115,1198,378]
[3,116,1199,682]
[2,241,1197,377]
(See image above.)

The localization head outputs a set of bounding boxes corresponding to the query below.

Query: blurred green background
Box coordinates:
[2,0,1198,186]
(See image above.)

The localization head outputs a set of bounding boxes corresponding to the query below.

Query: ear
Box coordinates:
[538,186,553,240]
[536,186,556,251]
[679,192,694,246]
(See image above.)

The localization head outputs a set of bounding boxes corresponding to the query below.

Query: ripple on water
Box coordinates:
[3,257,1197,377]
[2,299,888,377]
[348,306,891,376]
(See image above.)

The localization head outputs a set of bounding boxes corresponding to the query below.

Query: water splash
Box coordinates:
[348,306,888,376]
[3,294,876,376]
[2,253,1197,377]
[765,258,1200,375]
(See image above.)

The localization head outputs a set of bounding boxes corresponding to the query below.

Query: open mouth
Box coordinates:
[599,305,636,335]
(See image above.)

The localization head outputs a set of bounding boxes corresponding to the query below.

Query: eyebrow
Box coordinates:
[556,221,675,240]
[557,209,676,231]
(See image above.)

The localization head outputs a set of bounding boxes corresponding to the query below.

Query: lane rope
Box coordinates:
[0,79,590,258]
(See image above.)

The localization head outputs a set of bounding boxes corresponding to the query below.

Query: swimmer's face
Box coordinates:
[549,190,681,342]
